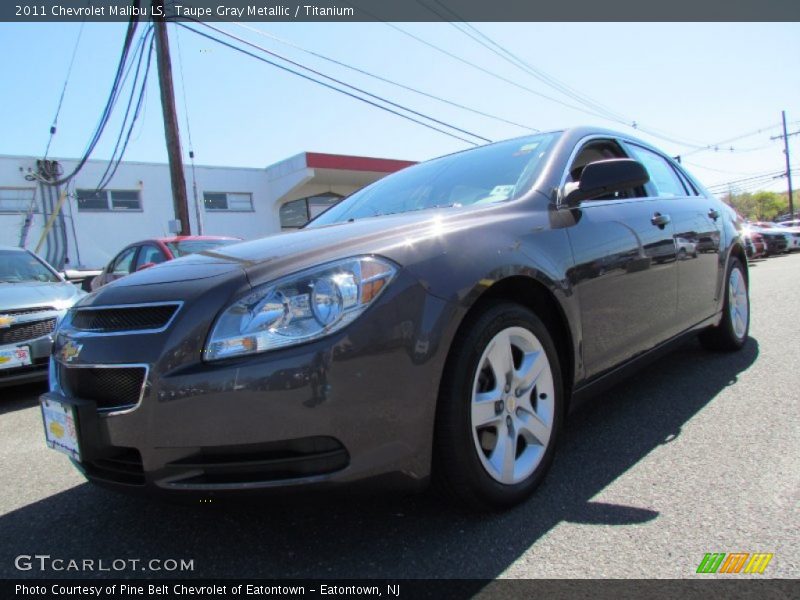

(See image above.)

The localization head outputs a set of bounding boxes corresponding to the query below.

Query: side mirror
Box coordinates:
[563,159,650,207]
[136,262,156,272]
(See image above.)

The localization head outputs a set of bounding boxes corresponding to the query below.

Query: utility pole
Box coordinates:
[152,0,191,235]
[771,110,798,220]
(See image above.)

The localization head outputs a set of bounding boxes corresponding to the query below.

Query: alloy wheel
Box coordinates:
[470,326,555,485]
[729,267,749,340]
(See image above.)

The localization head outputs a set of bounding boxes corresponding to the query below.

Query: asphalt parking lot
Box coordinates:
[1,253,797,580]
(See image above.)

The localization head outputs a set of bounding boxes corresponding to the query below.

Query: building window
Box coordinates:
[204,192,253,212]
[76,189,142,211]
[0,188,36,213]
[280,194,342,229]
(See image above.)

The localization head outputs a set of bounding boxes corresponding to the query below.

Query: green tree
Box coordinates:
[752,191,787,220]
[725,190,789,221]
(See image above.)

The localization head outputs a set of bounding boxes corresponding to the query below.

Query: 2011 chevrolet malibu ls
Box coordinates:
[41,127,749,509]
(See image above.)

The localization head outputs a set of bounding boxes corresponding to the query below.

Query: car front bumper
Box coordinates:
[0,333,56,388]
[44,272,460,497]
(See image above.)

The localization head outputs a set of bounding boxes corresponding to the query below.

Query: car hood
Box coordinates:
[0,280,83,311]
[196,205,521,284]
[80,202,541,308]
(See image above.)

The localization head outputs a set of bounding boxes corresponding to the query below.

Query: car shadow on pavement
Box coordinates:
[0,382,47,416]
[0,338,759,579]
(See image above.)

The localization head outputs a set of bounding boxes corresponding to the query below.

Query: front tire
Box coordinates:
[699,256,749,351]
[434,303,564,510]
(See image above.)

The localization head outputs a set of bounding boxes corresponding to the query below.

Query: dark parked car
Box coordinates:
[743,231,766,259]
[751,230,788,256]
[41,127,749,510]
[90,236,240,290]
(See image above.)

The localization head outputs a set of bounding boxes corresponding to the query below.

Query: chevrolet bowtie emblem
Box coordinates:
[59,340,83,363]
[0,315,13,329]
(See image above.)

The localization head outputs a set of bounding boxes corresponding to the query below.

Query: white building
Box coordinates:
[0,152,415,270]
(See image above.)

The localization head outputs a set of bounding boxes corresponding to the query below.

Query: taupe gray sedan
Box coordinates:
[41,127,749,509]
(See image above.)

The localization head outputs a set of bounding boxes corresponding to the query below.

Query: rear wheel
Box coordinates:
[434,303,564,510]
[699,256,749,351]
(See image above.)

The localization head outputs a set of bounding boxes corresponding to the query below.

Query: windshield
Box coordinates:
[0,249,60,283]
[308,133,558,227]
[166,239,238,257]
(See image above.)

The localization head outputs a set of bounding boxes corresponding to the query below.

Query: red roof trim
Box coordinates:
[305,152,416,173]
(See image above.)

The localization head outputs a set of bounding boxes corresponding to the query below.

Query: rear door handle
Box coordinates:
[651,213,671,228]
[708,208,720,220]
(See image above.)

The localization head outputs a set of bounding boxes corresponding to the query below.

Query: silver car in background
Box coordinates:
[0,246,84,387]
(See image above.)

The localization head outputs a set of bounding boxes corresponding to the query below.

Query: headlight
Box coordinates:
[205,256,397,361]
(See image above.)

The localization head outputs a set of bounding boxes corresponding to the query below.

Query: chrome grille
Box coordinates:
[0,318,57,344]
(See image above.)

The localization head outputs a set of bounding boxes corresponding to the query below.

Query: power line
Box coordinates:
[421,0,790,154]
[683,160,768,176]
[95,27,155,191]
[43,17,87,159]
[363,0,709,149]
[417,0,630,126]
[230,21,540,133]
[345,2,633,126]
[34,9,142,187]
[194,20,491,144]
[706,172,785,189]
[175,21,489,147]
[352,1,789,156]
[682,123,786,157]
[174,22,204,235]
[706,169,792,191]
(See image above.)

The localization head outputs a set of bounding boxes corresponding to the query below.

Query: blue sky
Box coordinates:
[0,21,797,193]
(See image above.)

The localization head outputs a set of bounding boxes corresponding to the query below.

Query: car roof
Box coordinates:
[0,245,29,252]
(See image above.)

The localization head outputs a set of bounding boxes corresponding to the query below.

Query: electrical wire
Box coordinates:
[174,22,204,234]
[95,27,155,190]
[34,5,141,187]
[705,169,789,191]
[417,0,629,125]
[683,160,768,176]
[230,22,540,133]
[354,1,788,155]
[682,124,787,158]
[354,12,620,127]
[175,21,488,147]
[192,20,492,144]
[43,17,87,159]
[94,25,155,190]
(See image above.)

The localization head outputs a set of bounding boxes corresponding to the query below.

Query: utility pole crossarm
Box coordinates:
[153,0,191,235]
[770,130,800,140]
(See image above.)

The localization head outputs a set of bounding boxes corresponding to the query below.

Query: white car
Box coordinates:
[751,222,800,252]
[777,219,800,228]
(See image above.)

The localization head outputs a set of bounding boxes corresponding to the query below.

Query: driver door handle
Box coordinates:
[651,212,671,228]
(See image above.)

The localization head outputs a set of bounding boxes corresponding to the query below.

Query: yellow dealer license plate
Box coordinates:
[41,396,81,461]
[0,345,31,369]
